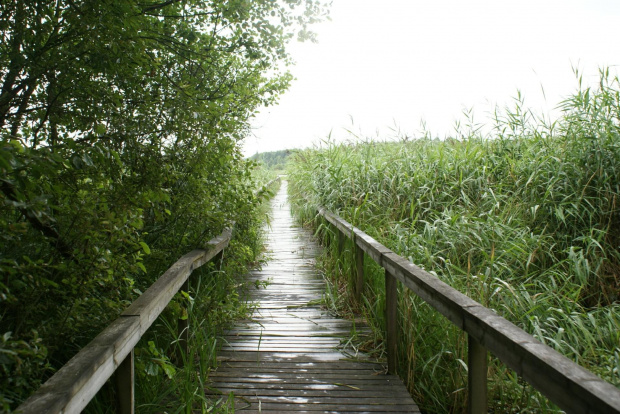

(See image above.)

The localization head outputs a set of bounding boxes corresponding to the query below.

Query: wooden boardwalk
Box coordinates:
[208,181,420,413]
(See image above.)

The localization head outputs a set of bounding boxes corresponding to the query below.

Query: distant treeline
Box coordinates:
[250,149,295,170]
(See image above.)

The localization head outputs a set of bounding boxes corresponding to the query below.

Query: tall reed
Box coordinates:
[288,70,620,413]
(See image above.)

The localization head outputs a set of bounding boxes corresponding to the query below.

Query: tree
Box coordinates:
[0,0,329,409]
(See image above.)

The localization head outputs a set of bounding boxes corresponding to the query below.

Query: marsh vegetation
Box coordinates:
[288,71,620,413]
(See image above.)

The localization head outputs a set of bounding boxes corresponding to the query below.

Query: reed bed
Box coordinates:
[288,71,620,413]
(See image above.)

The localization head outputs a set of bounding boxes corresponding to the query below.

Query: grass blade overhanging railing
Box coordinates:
[316,206,620,414]
[16,177,281,414]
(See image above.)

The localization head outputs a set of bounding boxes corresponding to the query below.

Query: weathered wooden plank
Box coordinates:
[210,369,385,378]
[208,387,412,398]
[210,376,410,385]
[210,371,400,380]
[225,323,362,331]
[213,395,419,406]
[217,394,417,404]
[221,331,359,338]
[235,411,411,414]
[217,360,385,370]
[220,337,344,342]
[216,401,417,412]
[234,411,413,414]
[217,351,369,362]
[220,346,342,352]
[209,381,409,392]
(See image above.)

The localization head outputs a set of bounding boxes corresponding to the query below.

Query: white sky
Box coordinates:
[243,0,620,156]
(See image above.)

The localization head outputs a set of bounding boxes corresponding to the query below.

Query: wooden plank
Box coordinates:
[210,376,411,385]
[211,369,384,377]
[213,394,417,404]
[217,360,385,370]
[235,411,410,414]
[208,387,412,398]
[216,401,417,412]
[210,371,401,380]
[217,351,371,362]
[209,381,409,392]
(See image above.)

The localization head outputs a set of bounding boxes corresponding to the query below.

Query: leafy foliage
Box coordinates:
[0,0,328,410]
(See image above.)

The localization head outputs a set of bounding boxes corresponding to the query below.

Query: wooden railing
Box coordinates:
[317,206,620,414]
[16,178,280,414]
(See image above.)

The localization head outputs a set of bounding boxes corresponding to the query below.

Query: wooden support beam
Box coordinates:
[115,349,134,414]
[337,229,344,256]
[468,334,488,414]
[355,244,364,303]
[177,278,190,363]
[214,250,224,271]
[385,270,398,374]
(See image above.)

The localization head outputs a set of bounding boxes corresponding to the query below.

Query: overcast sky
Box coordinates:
[243,0,620,156]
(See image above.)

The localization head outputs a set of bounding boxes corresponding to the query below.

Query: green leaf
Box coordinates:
[139,241,151,254]
[94,124,107,135]
[160,361,176,379]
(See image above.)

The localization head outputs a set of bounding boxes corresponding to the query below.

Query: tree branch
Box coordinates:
[0,178,74,260]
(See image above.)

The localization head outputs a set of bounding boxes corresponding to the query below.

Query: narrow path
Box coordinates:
[209,181,420,413]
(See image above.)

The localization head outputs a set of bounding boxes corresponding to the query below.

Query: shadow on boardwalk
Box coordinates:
[208,181,420,413]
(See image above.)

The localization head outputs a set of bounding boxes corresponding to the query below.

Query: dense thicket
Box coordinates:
[289,72,620,412]
[0,0,327,409]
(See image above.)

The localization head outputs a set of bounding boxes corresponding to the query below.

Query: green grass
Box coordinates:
[288,69,620,413]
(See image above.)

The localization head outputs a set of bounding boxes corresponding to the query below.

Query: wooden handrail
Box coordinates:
[317,206,620,414]
[16,177,281,414]
[16,230,232,414]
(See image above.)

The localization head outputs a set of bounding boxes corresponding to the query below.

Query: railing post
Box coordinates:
[385,270,398,374]
[177,249,224,363]
[214,249,224,271]
[337,229,344,256]
[468,334,488,414]
[177,277,190,363]
[354,242,364,303]
[116,349,134,414]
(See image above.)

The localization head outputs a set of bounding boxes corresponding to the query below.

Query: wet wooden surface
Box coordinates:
[208,181,419,413]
